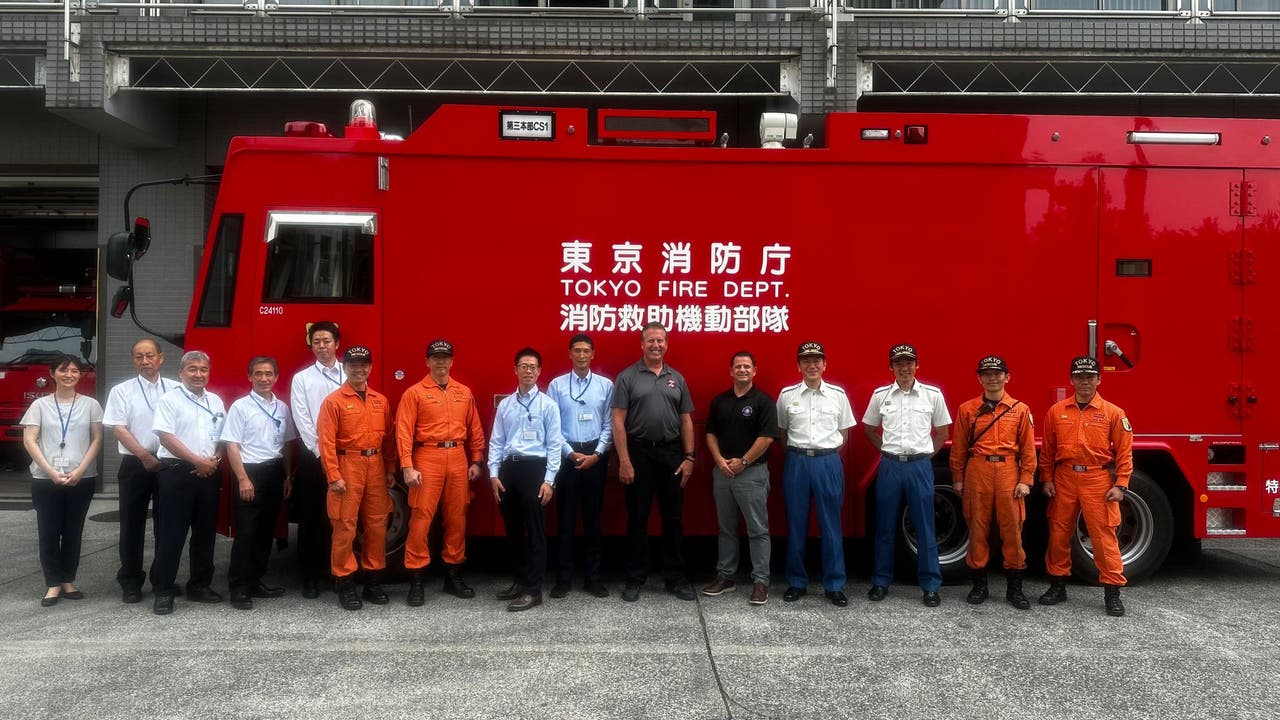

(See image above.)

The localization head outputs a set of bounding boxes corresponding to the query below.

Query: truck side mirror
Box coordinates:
[106,231,133,281]
[109,285,133,319]
[132,217,151,260]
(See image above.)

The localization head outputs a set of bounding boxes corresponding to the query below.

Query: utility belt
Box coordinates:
[788,446,839,457]
[413,440,463,449]
[881,450,930,463]
[336,448,379,457]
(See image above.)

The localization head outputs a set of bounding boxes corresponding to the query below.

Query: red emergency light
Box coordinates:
[596,109,717,145]
[284,121,333,138]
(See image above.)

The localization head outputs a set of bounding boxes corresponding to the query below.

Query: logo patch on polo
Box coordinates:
[741,406,754,417]
[666,379,677,388]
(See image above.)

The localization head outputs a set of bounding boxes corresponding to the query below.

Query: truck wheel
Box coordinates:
[1068,470,1172,584]
[899,473,970,585]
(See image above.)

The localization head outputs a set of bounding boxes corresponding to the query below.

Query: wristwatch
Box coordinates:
[684,452,696,461]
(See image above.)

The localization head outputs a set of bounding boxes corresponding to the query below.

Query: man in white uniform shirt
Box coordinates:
[289,320,342,598]
[862,343,952,607]
[102,338,173,604]
[150,350,226,615]
[776,341,856,607]
[222,356,298,610]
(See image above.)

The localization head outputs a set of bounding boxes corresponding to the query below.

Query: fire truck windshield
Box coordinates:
[0,311,96,367]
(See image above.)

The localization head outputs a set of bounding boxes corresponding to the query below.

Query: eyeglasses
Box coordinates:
[516,363,540,372]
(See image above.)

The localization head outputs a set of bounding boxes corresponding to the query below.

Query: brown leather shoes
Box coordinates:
[507,592,543,612]
[749,582,768,606]
[701,575,736,597]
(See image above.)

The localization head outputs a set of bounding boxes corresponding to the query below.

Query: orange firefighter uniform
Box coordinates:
[395,378,486,570]
[317,383,396,579]
[950,393,1036,570]
[1040,393,1133,586]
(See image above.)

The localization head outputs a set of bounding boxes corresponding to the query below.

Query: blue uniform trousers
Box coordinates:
[782,452,845,592]
[872,457,942,591]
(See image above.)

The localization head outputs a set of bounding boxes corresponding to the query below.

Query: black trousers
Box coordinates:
[294,451,332,583]
[228,459,285,595]
[555,442,608,585]
[116,454,160,593]
[30,476,96,587]
[151,461,221,596]
[624,439,687,586]
[499,457,549,594]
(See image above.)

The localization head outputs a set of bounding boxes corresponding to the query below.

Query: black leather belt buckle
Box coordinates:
[985,455,1006,463]
[338,449,378,457]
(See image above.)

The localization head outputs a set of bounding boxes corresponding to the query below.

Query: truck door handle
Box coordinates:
[1104,339,1136,368]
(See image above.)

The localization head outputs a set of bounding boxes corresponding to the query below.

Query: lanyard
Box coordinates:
[251,393,282,428]
[516,390,538,421]
[137,377,167,412]
[54,394,77,449]
[182,388,218,419]
[569,373,591,404]
[319,363,344,387]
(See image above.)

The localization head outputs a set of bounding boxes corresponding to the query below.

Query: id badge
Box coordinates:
[579,411,594,422]
[522,429,538,441]
[52,455,71,472]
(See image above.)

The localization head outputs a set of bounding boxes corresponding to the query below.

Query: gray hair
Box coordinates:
[180,350,210,368]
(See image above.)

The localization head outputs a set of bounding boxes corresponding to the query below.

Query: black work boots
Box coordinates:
[1038,576,1068,606]
[1005,570,1030,610]
[407,571,426,607]
[1104,584,1126,617]
[966,569,989,605]
[442,564,475,599]
[335,576,362,611]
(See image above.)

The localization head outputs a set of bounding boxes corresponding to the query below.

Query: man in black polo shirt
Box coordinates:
[701,351,778,605]
[610,322,696,603]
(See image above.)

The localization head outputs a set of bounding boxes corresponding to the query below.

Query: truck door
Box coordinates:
[1097,168,1243,437]
[1242,170,1280,536]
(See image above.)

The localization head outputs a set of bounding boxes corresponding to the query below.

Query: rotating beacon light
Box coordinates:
[346,99,380,140]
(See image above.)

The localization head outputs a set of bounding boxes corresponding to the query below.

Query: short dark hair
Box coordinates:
[568,333,594,350]
[131,338,162,356]
[730,351,756,366]
[641,321,667,336]
[50,354,87,373]
[308,321,340,344]
[247,356,278,375]
[514,347,542,367]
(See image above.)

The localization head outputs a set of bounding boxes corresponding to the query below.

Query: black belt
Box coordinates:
[243,458,284,468]
[568,440,600,454]
[627,436,679,449]
[503,455,547,464]
[1067,463,1111,472]
[881,450,930,463]
[975,455,1007,463]
[337,448,379,457]
[787,446,838,457]
[414,440,461,448]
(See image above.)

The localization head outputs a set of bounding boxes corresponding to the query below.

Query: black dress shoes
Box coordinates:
[585,581,610,599]
[507,593,543,612]
[621,583,641,602]
[122,590,143,604]
[153,595,174,615]
[301,579,321,599]
[250,583,285,599]
[922,591,942,607]
[665,581,695,601]
[550,582,571,599]
[496,583,523,601]
[40,593,59,608]
[867,585,889,602]
[231,594,253,611]
[782,586,807,602]
[186,587,223,604]
[61,589,84,600]
[825,591,849,607]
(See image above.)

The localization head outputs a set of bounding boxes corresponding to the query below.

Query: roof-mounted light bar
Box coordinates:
[1126,131,1220,146]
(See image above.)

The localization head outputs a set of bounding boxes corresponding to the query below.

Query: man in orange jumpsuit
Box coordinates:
[1038,355,1133,617]
[396,339,486,606]
[949,355,1036,610]
[316,345,396,611]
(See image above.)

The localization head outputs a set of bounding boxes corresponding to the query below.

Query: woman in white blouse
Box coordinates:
[21,354,104,607]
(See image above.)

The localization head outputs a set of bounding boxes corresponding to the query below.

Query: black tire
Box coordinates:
[898,468,971,585]
[1068,470,1173,584]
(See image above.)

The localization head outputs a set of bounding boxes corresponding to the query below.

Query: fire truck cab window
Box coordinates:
[262,217,374,304]
[196,214,244,327]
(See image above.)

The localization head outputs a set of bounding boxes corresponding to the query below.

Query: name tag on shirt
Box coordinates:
[522,429,539,441]
[52,455,71,472]
[579,412,594,422]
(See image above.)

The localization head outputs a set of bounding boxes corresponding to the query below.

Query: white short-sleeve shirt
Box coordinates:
[775,380,856,451]
[221,392,298,464]
[153,386,226,460]
[102,375,175,455]
[862,381,952,455]
[20,393,104,479]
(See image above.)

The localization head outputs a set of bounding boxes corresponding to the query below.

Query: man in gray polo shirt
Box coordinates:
[610,322,696,603]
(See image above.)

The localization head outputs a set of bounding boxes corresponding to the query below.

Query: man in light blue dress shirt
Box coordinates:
[489,347,564,612]
[545,333,614,599]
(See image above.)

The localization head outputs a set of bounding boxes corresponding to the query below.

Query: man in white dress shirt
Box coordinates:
[289,320,342,598]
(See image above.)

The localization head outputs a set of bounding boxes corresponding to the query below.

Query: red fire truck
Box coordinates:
[107,101,1280,584]
[0,248,97,466]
